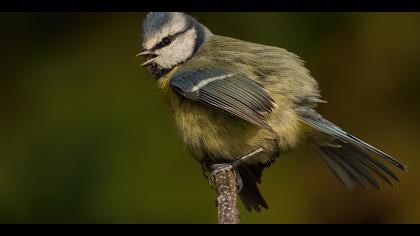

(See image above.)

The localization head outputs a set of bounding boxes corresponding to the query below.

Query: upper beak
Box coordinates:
[136,49,154,57]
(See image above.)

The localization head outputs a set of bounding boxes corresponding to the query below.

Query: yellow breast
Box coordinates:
[157,68,279,163]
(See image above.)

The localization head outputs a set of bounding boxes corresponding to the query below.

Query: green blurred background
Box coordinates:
[0,12,419,224]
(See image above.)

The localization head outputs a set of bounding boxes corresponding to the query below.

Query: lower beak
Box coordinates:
[141,58,156,67]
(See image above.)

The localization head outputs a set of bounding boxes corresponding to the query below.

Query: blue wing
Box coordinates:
[169,68,276,131]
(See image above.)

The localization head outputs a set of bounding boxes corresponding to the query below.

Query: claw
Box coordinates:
[208,148,264,192]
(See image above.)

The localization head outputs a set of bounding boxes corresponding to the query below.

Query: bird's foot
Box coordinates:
[208,148,265,192]
[209,163,243,192]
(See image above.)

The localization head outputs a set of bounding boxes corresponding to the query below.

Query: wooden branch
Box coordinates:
[209,148,264,224]
[211,166,240,224]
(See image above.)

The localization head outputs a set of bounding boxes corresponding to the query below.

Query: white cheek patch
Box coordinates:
[143,12,187,50]
[155,28,197,69]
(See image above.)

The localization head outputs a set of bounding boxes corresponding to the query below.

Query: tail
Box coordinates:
[237,164,269,212]
[298,108,407,189]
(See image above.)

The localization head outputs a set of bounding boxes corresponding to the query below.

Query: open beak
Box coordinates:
[137,49,157,67]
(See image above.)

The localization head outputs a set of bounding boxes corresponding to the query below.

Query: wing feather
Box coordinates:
[170,68,276,131]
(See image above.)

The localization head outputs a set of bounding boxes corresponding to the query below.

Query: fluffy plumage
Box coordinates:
[141,12,407,212]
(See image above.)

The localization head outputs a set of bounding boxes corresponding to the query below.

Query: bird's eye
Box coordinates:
[156,36,172,49]
[162,37,171,45]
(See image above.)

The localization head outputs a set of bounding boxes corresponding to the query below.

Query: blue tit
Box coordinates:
[138,12,407,212]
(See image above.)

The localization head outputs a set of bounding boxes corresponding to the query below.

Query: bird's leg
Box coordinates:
[209,163,242,191]
[208,148,264,192]
[231,148,265,168]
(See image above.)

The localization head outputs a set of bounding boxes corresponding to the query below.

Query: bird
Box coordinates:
[138,12,407,212]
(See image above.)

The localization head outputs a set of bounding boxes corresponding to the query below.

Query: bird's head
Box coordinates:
[139,12,212,78]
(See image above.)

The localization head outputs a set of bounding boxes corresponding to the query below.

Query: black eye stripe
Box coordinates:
[155,36,173,49]
[152,25,194,50]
